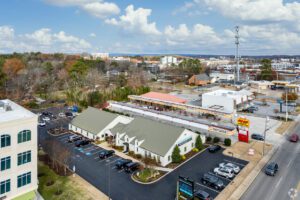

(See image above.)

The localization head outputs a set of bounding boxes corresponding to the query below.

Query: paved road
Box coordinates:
[242,122,300,200]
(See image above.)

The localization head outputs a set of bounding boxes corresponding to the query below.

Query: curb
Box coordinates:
[131,148,207,185]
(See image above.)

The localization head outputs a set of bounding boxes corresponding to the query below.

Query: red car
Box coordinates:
[289,134,299,142]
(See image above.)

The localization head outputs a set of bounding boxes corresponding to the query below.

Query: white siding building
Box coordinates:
[160,56,178,68]
[202,90,253,113]
[0,100,38,200]
[210,73,235,82]
[69,107,132,140]
[111,117,204,167]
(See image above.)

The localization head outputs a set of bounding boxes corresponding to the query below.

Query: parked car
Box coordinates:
[214,167,235,179]
[251,133,264,141]
[99,150,115,159]
[248,106,258,111]
[265,162,279,176]
[38,121,46,127]
[68,135,82,143]
[201,173,224,190]
[208,145,221,153]
[42,117,50,121]
[58,112,66,117]
[194,190,212,200]
[65,112,73,118]
[219,162,240,174]
[124,162,140,173]
[289,134,299,143]
[42,111,51,116]
[115,159,132,169]
[75,139,91,147]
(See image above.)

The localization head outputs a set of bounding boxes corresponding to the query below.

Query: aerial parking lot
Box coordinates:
[39,125,248,200]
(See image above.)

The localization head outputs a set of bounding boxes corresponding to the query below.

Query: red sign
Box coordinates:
[238,130,249,143]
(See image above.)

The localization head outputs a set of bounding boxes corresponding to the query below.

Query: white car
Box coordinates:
[38,121,46,127]
[42,117,50,121]
[214,167,235,179]
[219,162,241,174]
[58,112,66,117]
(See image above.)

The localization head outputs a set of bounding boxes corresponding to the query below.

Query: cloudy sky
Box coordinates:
[0,0,300,55]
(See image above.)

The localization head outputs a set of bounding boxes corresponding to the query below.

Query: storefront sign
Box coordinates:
[177,137,192,147]
[237,117,250,127]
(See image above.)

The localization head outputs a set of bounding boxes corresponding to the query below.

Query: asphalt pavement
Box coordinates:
[241,121,300,200]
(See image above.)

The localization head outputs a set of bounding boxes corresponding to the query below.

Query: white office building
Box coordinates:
[160,56,178,67]
[202,89,253,113]
[0,100,38,200]
[210,73,235,82]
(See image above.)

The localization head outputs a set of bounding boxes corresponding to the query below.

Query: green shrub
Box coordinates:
[206,136,212,142]
[195,135,203,150]
[171,145,182,163]
[224,138,231,146]
[25,101,39,109]
[135,154,142,159]
[213,137,220,143]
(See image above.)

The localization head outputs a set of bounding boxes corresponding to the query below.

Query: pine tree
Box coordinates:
[172,145,182,163]
[195,135,203,150]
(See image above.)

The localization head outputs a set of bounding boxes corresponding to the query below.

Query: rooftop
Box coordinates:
[111,117,185,156]
[70,107,118,135]
[203,89,253,99]
[0,99,36,123]
[141,92,187,104]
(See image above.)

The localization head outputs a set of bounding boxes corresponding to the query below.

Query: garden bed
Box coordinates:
[132,168,166,183]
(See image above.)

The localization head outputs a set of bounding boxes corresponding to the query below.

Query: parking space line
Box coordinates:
[208,172,232,182]
[89,148,103,155]
[195,182,220,193]
[223,159,246,167]
[117,169,124,173]
[56,133,69,138]
[105,158,119,165]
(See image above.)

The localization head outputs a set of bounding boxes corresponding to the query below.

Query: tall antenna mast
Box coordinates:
[235,26,240,82]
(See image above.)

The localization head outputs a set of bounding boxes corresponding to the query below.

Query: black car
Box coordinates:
[99,150,115,159]
[65,112,73,118]
[201,174,224,190]
[265,162,279,176]
[124,162,140,173]
[115,159,132,169]
[194,190,212,200]
[68,135,82,143]
[75,139,91,147]
[208,145,221,153]
[42,111,52,116]
[251,133,264,141]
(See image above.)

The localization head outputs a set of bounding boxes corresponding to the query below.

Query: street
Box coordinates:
[242,121,300,200]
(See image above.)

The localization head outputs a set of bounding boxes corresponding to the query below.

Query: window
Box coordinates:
[18,130,31,143]
[0,157,11,171]
[17,151,31,166]
[0,179,10,195]
[0,135,11,148]
[168,155,171,161]
[191,143,194,147]
[136,147,139,152]
[17,172,31,188]
[184,147,187,152]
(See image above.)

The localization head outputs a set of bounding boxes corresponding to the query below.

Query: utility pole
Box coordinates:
[286,88,288,122]
[262,116,269,156]
[235,26,240,83]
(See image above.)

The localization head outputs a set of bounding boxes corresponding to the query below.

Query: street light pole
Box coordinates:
[262,116,269,156]
[286,89,288,122]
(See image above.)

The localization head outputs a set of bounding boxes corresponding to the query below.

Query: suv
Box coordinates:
[251,133,264,141]
[201,174,224,190]
[265,162,279,176]
[214,167,235,179]
[99,150,115,159]
[75,139,90,147]
[65,112,74,118]
[208,145,221,153]
[289,134,299,143]
[124,162,140,173]
[68,135,82,143]
[219,162,240,174]
[115,159,132,169]
[194,190,212,200]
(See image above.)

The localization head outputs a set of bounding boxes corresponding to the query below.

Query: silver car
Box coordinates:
[219,162,241,174]
[213,166,235,179]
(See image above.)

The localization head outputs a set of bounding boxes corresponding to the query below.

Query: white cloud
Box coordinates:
[45,0,120,19]
[194,0,300,22]
[0,26,92,53]
[89,33,96,37]
[105,5,161,36]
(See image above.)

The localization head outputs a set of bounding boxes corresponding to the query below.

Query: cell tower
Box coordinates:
[235,26,240,82]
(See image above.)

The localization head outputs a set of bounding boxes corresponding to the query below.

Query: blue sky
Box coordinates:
[0,0,300,55]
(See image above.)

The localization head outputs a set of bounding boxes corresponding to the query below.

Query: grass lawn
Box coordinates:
[38,162,92,200]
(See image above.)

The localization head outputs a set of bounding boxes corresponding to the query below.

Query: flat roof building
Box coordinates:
[0,100,38,199]
[141,92,187,104]
[202,89,253,113]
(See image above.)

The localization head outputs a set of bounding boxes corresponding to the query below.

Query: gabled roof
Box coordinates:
[141,92,187,104]
[110,117,185,156]
[71,107,117,135]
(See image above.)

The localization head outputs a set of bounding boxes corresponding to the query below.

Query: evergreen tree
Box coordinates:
[171,145,182,163]
[195,135,203,150]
